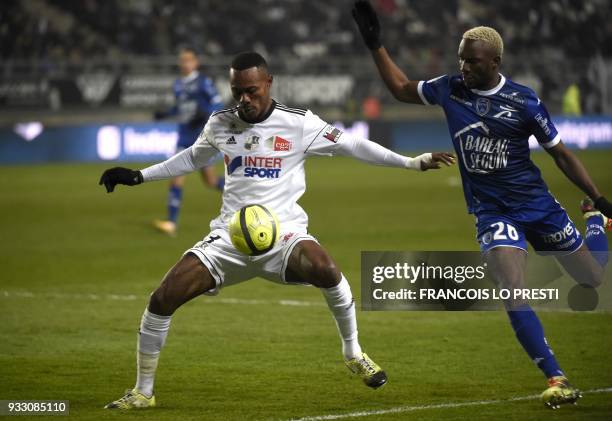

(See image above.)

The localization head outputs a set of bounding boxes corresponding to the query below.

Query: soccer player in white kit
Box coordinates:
[100,52,455,410]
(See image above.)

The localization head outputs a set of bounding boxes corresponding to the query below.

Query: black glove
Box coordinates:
[352,0,382,50]
[99,167,143,193]
[595,196,612,218]
[153,110,168,121]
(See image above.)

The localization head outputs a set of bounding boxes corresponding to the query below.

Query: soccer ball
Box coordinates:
[229,204,280,255]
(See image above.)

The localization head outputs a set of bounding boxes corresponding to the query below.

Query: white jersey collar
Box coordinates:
[470,74,505,96]
[237,100,277,124]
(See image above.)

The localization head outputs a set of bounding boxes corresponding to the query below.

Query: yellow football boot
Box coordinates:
[104,389,156,410]
[541,376,581,409]
[345,352,387,389]
[153,219,177,237]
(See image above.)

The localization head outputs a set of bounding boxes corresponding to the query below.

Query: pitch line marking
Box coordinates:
[2,290,609,313]
[284,387,612,421]
[0,290,326,307]
[1,291,608,313]
[3,291,611,417]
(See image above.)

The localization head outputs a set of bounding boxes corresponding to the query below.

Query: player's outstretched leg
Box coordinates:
[486,247,581,408]
[537,198,611,409]
[286,240,387,389]
[153,177,185,236]
[105,253,215,409]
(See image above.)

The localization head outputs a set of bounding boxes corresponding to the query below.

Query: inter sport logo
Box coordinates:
[225,155,282,178]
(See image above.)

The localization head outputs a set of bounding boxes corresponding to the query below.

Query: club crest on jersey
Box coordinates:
[475,98,490,116]
[225,155,282,178]
[323,125,342,143]
[454,122,510,174]
[244,135,260,150]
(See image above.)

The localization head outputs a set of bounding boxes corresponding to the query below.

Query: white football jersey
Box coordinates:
[193,101,346,231]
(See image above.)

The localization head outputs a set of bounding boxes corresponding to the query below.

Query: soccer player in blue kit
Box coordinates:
[153,48,225,236]
[352,0,612,409]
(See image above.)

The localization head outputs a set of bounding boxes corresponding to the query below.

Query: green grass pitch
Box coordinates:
[1,150,611,420]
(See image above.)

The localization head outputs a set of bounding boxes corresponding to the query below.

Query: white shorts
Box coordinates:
[185,225,318,295]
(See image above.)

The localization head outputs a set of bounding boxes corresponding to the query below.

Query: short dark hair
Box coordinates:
[231,51,268,71]
[179,46,198,56]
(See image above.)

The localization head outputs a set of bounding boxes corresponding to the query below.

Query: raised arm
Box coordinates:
[352,0,422,104]
[546,142,612,216]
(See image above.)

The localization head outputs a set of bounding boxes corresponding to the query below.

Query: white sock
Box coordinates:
[135,308,171,397]
[320,275,363,360]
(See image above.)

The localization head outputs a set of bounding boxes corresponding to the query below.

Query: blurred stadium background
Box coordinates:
[2,0,612,161]
[1,1,611,420]
[2,0,612,123]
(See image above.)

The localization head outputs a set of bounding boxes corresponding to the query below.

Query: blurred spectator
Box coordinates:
[362,96,381,119]
[562,83,582,116]
[1,0,611,112]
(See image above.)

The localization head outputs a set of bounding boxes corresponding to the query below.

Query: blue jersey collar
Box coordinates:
[181,71,199,84]
[470,74,505,96]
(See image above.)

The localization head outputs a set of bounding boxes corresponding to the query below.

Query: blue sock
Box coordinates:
[216,177,225,191]
[507,304,563,378]
[167,185,183,223]
[584,214,609,267]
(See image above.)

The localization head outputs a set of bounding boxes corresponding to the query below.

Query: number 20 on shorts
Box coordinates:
[490,222,519,241]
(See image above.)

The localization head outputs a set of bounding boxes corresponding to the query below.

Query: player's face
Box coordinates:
[230,67,273,122]
[458,39,500,90]
[179,51,199,76]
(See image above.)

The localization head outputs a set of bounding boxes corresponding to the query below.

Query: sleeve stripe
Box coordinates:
[303,123,329,154]
[276,103,307,112]
[540,133,561,149]
[417,81,432,105]
[211,106,238,117]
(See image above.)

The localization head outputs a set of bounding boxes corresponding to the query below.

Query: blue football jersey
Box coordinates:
[418,74,560,214]
[171,71,223,148]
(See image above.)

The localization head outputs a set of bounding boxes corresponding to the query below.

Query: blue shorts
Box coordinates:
[475,199,583,255]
